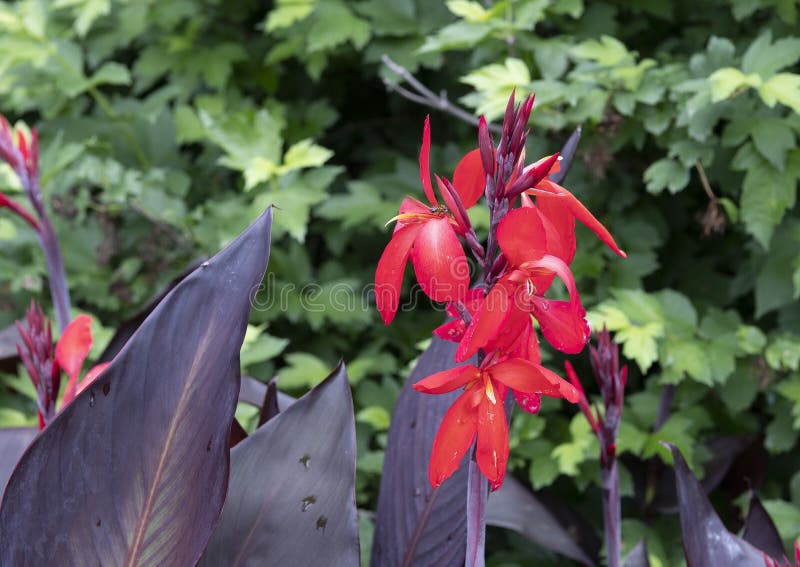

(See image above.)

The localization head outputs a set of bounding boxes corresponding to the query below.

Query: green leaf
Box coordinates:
[265,0,315,31]
[758,73,800,114]
[278,352,332,389]
[279,139,333,173]
[570,35,631,66]
[356,406,391,431]
[766,334,800,371]
[240,326,289,368]
[718,365,759,413]
[742,31,800,77]
[739,147,800,247]
[755,221,800,317]
[776,377,800,427]
[766,403,798,453]
[446,0,495,22]
[750,118,795,170]
[460,58,532,120]
[708,67,761,102]
[317,181,397,230]
[644,158,690,194]
[307,0,370,52]
[617,323,663,373]
[661,340,712,385]
[418,20,491,54]
[737,325,767,354]
[552,415,597,476]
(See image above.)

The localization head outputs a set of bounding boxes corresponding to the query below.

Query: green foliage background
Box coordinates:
[1,0,799,564]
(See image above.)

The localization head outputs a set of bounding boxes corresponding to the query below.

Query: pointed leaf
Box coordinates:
[667,443,765,567]
[371,337,475,567]
[742,492,786,562]
[0,209,274,566]
[485,476,594,566]
[200,363,359,566]
[621,540,650,567]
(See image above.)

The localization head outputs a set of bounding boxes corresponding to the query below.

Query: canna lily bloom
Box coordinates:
[16,307,108,429]
[458,207,593,358]
[433,288,486,342]
[414,356,579,489]
[56,314,109,406]
[375,116,486,325]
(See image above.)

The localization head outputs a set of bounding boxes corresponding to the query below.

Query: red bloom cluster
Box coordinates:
[375,92,626,489]
[16,303,108,429]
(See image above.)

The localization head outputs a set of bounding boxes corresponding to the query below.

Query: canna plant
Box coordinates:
[375,91,626,500]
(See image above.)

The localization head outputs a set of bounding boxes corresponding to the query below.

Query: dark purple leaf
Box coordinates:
[0,427,36,494]
[742,491,786,562]
[0,208,273,566]
[667,443,765,567]
[549,125,582,185]
[650,435,756,513]
[98,259,204,363]
[371,337,471,567]
[229,419,248,448]
[240,374,295,410]
[485,476,595,566]
[258,378,280,426]
[621,540,650,567]
[199,362,359,566]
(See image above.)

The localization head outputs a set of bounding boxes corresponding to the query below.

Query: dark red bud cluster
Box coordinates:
[15,301,61,427]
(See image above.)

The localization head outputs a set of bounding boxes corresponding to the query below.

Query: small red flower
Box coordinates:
[375,116,485,324]
[414,356,578,489]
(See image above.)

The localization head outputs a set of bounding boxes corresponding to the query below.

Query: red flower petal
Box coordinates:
[433,318,466,342]
[56,314,94,404]
[419,115,437,205]
[429,389,480,488]
[413,364,480,394]
[513,391,542,415]
[507,322,541,364]
[393,197,430,234]
[456,282,511,362]
[488,358,579,402]
[533,298,590,355]
[537,195,576,265]
[375,224,423,325]
[76,362,110,396]
[496,207,547,267]
[56,315,93,381]
[537,179,626,258]
[452,148,485,209]
[476,392,509,490]
[410,217,469,303]
[527,254,589,354]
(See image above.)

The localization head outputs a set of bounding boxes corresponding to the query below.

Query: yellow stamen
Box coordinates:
[484,376,497,405]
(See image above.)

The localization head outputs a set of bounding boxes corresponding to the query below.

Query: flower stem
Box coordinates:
[35,214,71,333]
[465,458,488,567]
[601,458,621,567]
[21,167,72,333]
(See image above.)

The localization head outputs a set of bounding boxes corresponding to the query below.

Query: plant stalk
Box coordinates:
[601,456,621,567]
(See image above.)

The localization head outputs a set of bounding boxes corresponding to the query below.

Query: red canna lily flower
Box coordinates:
[375,116,486,325]
[56,314,97,405]
[414,356,578,489]
[524,177,626,260]
[433,288,486,342]
[55,314,109,405]
[457,207,592,358]
[16,306,108,429]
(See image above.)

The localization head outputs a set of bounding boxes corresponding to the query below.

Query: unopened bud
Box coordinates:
[478,116,495,176]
